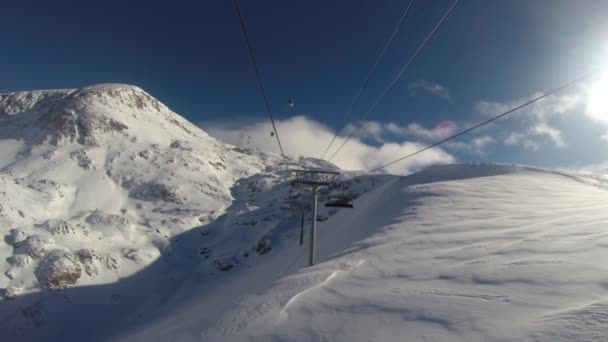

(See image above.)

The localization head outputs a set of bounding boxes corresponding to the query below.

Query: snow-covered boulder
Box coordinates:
[14,234,55,259]
[6,254,32,268]
[129,182,185,204]
[36,250,82,289]
[4,228,27,246]
[123,248,160,265]
[27,179,66,200]
[86,210,134,233]
[75,248,100,276]
[1,286,22,300]
[38,219,87,236]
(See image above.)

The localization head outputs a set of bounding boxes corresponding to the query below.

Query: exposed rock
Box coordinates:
[101,254,121,272]
[86,210,134,233]
[169,140,193,151]
[70,150,95,170]
[28,179,65,200]
[129,182,185,204]
[14,235,55,259]
[76,248,97,263]
[36,250,82,289]
[76,249,100,276]
[38,219,87,236]
[214,259,233,271]
[42,150,55,160]
[256,239,272,255]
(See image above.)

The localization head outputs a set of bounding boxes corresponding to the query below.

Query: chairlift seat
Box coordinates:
[325,196,354,208]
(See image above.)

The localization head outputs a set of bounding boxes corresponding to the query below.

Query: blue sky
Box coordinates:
[2,0,608,173]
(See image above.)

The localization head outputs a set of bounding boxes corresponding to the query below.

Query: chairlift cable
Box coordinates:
[328,0,459,162]
[320,0,417,159]
[361,72,592,175]
[232,0,289,168]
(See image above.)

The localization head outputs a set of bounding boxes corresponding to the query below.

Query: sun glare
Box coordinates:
[588,73,608,122]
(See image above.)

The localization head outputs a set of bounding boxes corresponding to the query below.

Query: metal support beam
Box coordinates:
[299,209,304,246]
[291,168,337,267]
[309,186,318,266]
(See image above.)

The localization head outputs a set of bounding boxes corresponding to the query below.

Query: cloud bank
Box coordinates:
[474,91,585,149]
[202,116,455,175]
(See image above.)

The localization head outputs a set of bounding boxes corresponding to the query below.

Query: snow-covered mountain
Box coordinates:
[2,84,608,342]
[0,83,339,299]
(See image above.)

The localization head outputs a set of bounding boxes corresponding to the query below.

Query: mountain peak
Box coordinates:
[0,84,205,147]
[78,83,145,93]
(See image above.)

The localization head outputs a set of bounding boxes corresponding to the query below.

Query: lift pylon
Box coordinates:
[291,169,339,266]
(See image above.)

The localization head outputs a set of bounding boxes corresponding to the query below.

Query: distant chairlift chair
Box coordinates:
[325,195,354,208]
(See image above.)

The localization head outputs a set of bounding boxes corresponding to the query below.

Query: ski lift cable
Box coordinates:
[232,0,289,168]
[328,0,459,163]
[360,72,593,176]
[319,0,417,160]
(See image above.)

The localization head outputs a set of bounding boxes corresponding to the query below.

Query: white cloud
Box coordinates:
[532,123,565,147]
[473,101,511,117]
[360,119,498,157]
[342,121,385,143]
[384,121,458,140]
[201,116,455,175]
[475,92,584,120]
[445,135,496,155]
[474,91,584,149]
[504,132,540,151]
[408,80,450,99]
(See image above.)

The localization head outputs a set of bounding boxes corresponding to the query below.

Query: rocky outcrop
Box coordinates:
[36,250,82,289]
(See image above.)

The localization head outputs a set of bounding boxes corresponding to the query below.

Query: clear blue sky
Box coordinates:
[2,0,608,170]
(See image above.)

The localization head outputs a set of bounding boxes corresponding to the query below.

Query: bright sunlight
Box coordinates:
[588,73,608,122]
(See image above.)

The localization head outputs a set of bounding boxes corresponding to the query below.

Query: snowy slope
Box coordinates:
[3,84,608,342]
[0,83,324,298]
[120,164,608,342]
[0,83,370,341]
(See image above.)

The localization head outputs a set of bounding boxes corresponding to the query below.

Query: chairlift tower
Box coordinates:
[292,169,339,266]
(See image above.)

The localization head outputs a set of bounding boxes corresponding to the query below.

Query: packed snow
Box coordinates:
[2,84,608,341]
